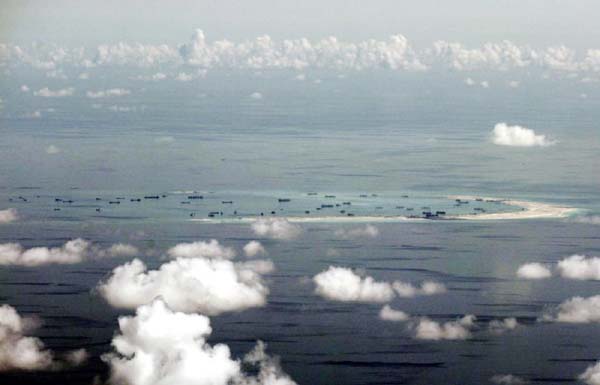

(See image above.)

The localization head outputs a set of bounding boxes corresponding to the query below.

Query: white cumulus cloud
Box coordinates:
[251,218,302,240]
[98,256,270,315]
[546,295,600,323]
[557,255,600,280]
[580,362,600,385]
[393,280,447,298]
[46,144,61,154]
[0,239,139,266]
[491,374,528,385]
[86,88,131,98]
[0,304,87,371]
[413,315,476,340]
[33,87,74,97]
[167,239,236,259]
[492,123,555,147]
[379,305,409,322]
[488,317,518,334]
[102,298,296,385]
[243,241,266,257]
[516,263,552,279]
[313,266,395,303]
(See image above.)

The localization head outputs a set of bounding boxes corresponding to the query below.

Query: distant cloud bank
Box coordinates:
[1,29,600,74]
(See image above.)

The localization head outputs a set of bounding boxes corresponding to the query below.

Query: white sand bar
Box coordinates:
[448,196,578,220]
[191,196,578,224]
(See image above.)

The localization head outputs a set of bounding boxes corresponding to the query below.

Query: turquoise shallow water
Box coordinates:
[1,189,526,224]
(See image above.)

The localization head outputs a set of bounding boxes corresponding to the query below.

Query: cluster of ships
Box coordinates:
[6,192,503,220]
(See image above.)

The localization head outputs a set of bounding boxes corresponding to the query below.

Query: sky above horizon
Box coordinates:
[2,0,600,48]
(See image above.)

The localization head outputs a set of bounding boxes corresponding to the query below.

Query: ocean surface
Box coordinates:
[1,69,599,384]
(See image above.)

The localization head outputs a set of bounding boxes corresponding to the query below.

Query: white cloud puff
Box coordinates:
[0,304,87,371]
[86,88,131,98]
[105,243,140,258]
[492,123,555,147]
[33,87,74,97]
[313,266,394,303]
[251,218,302,240]
[250,92,263,100]
[379,305,409,322]
[516,263,552,279]
[580,362,600,385]
[175,72,194,81]
[0,209,18,224]
[46,144,61,155]
[167,239,236,259]
[151,72,167,80]
[313,266,446,303]
[243,241,266,257]
[557,255,600,280]
[0,239,139,266]
[548,295,600,323]
[98,257,270,315]
[0,304,53,370]
[64,349,89,367]
[491,374,528,385]
[393,280,447,298]
[334,224,379,239]
[102,298,296,385]
[240,341,297,385]
[488,318,518,334]
[413,315,476,340]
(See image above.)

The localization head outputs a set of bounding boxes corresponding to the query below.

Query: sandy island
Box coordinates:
[190,196,578,224]
[447,196,578,221]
